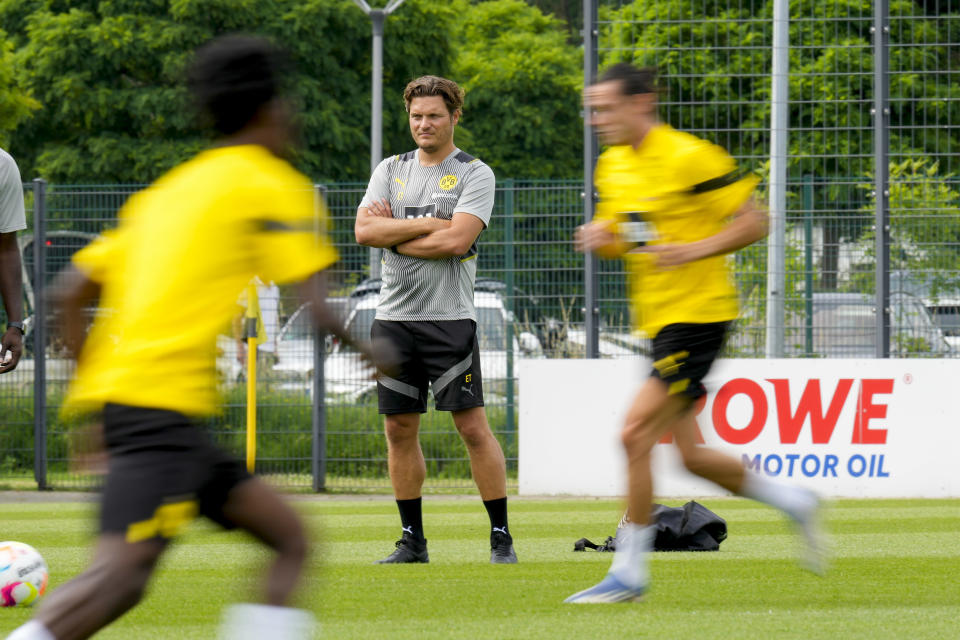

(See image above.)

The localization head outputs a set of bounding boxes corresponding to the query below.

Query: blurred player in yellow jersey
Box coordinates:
[5,36,385,640]
[566,63,826,604]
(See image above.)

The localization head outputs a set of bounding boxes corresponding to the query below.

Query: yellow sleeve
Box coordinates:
[71,228,126,284]
[249,182,339,285]
[676,141,759,219]
[592,153,626,225]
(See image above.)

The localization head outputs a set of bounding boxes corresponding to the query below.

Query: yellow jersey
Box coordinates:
[65,145,338,416]
[594,124,758,337]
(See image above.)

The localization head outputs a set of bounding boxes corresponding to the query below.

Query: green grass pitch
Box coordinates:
[2,497,959,639]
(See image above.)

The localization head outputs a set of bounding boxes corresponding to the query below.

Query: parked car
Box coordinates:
[923,298,960,352]
[786,292,952,357]
[270,278,543,402]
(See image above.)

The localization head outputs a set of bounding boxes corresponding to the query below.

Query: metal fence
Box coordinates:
[588,0,960,358]
[3,0,958,492]
[2,180,591,492]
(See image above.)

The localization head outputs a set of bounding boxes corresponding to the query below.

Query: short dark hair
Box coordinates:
[187,35,287,135]
[403,76,464,115]
[597,63,660,96]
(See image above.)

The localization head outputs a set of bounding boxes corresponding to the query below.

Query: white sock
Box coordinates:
[5,621,56,640]
[608,523,654,588]
[741,472,816,521]
[218,603,316,640]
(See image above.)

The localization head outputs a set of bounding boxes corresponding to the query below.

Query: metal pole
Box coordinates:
[312,185,328,492]
[32,179,47,490]
[582,0,599,359]
[503,180,515,444]
[368,9,385,280]
[873,0,891,358]
[765,0,789,358]
[803,174,814,355]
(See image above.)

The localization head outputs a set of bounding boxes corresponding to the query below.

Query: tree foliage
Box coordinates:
[0,0,456,183]
[1,0,586,183]
[451,0,583,179]
[0,27,40,149]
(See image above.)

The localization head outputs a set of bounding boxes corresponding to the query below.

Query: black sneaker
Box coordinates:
[490,530,518,564]
[375,534,429,564]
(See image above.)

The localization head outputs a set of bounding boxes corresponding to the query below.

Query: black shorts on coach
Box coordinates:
[372,319,484,414]
[99,403,252,542]
[650,321,730,401]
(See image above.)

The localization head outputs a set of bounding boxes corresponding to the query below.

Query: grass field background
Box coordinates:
[2,496,959,639]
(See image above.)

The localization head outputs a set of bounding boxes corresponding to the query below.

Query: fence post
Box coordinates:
[312,185,328,492]
[582,0,599,358]
[873,0,891,358]
[32,178,47,490]
[803,174,814,355]
[765,0,789,358]
[503,180,515,446]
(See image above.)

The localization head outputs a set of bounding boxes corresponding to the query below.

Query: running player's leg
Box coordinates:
[8,536,166,640]
[7,404,201,640]
[673,411,744,492]
[213,477,315,640]
[673,411,827,573]
[217,477,308,605]
[565,377,689,603]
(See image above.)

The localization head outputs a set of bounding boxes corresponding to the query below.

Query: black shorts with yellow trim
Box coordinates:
[100,403,252,543]
[372,319,484,414]
[650,321,730,400]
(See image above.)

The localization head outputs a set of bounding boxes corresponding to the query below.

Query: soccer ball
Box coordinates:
[0,542,49,607]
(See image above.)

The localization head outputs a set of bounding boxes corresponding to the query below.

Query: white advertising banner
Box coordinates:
[518,359,960,498]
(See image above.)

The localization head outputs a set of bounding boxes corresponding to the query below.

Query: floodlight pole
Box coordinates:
[353,0,407,280]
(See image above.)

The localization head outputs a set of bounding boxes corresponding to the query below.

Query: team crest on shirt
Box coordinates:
[439,175,458,190]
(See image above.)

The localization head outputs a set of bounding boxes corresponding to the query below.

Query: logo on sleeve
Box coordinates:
[439,175,458,190]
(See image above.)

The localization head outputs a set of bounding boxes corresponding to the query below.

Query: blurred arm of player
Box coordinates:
[298,270,400,378]
[575,198,768,267]
[50,265,101,360]
[354,198,451,248]
[641,197,768,267]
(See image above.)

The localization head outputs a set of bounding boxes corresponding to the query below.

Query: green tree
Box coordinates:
[1,0,455,183]
[449,0,582,179]
[0,27,40,149]
[847,159,960,294]
[601,0,959,290]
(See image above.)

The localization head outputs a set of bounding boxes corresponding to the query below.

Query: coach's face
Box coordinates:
[586,80,656,147]
[408,95,459,153]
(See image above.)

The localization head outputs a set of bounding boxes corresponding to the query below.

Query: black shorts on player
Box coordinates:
[372,318,484,414]
[649,321,730,401]
[99,403,252,542]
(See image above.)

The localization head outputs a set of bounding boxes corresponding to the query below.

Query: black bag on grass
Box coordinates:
[573,500,727,553]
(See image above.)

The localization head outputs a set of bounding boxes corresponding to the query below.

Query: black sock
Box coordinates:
[483,497,509,536]
[396,497,424,541]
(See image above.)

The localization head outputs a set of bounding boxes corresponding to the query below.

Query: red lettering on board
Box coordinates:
[767,379,854,444]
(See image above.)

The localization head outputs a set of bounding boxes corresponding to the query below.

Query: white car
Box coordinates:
[272,279,542,402]
[923,299,960,353]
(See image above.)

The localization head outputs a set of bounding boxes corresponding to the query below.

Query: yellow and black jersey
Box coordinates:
[594,124,759,337]
[66,144,338,416]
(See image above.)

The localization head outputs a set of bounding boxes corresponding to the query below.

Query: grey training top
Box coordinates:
[0,149,26,234]
[359,148,495,321]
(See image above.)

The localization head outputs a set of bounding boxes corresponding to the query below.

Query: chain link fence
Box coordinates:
[3,1,957,492]
[593,0,959,358]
